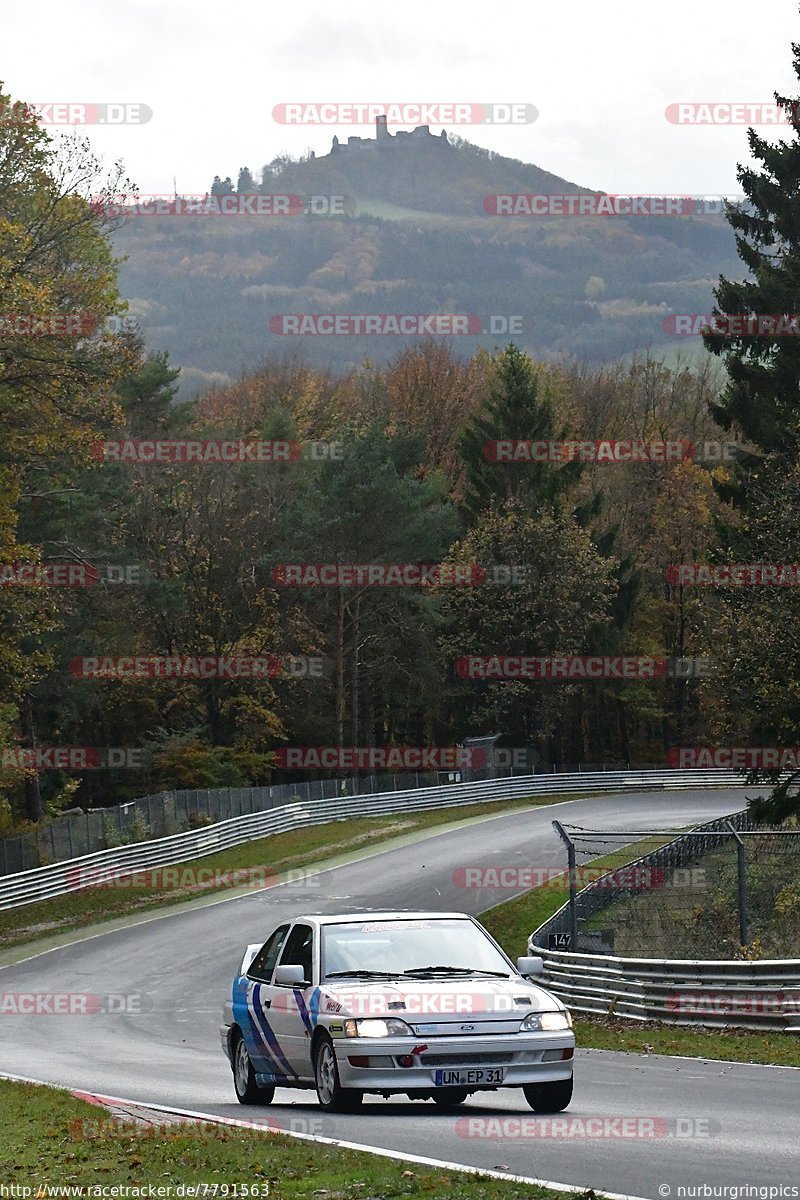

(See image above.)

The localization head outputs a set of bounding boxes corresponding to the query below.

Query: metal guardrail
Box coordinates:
[529,948,800,1032]
[0,759,678,875]
[528,810,800,1031]
[0,767,750,912]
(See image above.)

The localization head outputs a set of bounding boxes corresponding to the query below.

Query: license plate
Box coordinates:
[434,1067,505,1086]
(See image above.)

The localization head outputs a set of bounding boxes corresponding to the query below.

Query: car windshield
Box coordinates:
[321,918,513,979]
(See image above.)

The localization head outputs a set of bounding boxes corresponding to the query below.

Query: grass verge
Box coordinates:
[2,794,578,952]
[1,1077,589,1198]
[480,840,800,1068]
[573,1015,800,1066]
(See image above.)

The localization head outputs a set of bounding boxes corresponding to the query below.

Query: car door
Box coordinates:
[235,923,296,1083]
[266,922,318,1080]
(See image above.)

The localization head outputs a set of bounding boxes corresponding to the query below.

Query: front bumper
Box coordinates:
[333,1030,575,1091]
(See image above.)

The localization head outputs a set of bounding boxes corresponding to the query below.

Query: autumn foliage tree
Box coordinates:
[0,84,131,819]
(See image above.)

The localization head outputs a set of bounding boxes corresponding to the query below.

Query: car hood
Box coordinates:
[316,976,561,1024]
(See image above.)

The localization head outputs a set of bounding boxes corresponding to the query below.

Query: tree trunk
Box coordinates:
[335,587,346,749]
[22,693,42,823]
[351,595,361,745]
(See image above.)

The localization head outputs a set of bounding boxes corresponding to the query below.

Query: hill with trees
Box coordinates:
[112,130,740,394]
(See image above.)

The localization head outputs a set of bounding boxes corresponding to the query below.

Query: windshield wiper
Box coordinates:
[324,970,402,979]
[401,965,511,977]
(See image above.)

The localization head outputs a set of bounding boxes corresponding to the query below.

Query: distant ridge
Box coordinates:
[211,123,589,218]
[110,129,739,393]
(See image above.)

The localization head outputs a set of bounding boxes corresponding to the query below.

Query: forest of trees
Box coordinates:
[3,55,800,834]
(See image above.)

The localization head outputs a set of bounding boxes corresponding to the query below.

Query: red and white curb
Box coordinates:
[0,1070,651,1200]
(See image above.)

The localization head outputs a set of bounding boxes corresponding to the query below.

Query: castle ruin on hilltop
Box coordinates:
[327,115,452,156]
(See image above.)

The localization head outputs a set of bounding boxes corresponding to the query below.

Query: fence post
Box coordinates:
[553,820,578,949]
[726,821,749,947]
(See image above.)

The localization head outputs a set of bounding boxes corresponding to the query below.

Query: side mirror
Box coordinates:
[517,955,544,977]
[274,964,308,986]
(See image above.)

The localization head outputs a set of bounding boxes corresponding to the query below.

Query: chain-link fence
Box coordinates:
[532,814,800,959]
[0,757,652,876]
[0,774,432,875]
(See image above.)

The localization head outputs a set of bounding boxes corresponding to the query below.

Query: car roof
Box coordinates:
[294,911,473,927]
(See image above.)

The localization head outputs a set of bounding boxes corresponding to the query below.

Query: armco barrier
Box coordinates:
[0,760,669,874]
[0,767,749,912]
[528,948,800,1032]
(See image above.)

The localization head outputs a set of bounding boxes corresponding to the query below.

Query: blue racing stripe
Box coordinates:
[294,986,321,1034]
[247,984,297,1079]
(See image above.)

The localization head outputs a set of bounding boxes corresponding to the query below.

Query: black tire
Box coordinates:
[313,1035,363,1112]
[232,1031,275,1105]
[432,1087,469,1107]
[523,1076,573,1113]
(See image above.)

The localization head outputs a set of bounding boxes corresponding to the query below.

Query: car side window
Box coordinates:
[247,925,290,982]
[275,923,314,984]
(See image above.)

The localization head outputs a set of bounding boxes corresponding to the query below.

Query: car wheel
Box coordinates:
[233,1031,275,1105]
[314,1036,362,1112]
[523,1076,573,1112]
[432,1087,469,1107]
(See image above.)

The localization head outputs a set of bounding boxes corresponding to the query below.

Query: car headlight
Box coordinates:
[343,1017,414,1038]
[519,1010,573,1032]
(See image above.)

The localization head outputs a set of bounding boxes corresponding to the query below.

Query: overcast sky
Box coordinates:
[3,0,798,196]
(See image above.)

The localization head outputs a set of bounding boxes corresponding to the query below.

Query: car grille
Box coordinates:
[419,1052,516,1066]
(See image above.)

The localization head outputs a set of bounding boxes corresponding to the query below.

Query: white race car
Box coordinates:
[221,911,574,1112]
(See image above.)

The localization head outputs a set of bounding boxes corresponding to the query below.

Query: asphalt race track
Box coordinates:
[1,789,797,1199]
